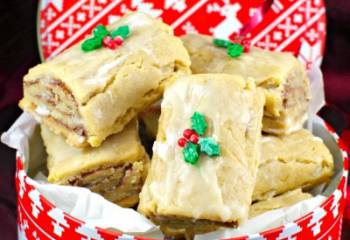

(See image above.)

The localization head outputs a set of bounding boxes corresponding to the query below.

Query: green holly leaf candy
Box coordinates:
[199,137,220,157]
[111,25,130,39]
[182,142,200,165]
[227,43,244,58]
[93,25,110,39]
[81,37,102,52]
[191,112,207,136]
[213,38,232,48]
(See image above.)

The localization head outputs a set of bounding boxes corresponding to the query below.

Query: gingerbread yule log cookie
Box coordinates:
[20,12,191,148]
[250,188,312,218]
[138,74,265,233]
[253,129,334,201]
[181,34,311,135]
[42,120,150,208]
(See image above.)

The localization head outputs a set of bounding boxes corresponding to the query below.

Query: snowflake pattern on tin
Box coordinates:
[38,0,326,70]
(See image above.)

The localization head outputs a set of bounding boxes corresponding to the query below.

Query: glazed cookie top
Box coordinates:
[24,12,191,105]
[182,34,305,87]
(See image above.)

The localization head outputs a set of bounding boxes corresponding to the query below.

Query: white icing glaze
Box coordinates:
[266,112,308,135]
[261,136,276,143]
[77,136,86,144]
[93,108,104,120]
[286,113,307,132]
[35,105,50,116]
[72,13,164,89]
[85,55,128,86]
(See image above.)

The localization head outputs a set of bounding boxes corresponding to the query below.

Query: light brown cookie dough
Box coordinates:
[20,12,191,148]
[253,129,334,201]
[181,34,310,135]
[42,120,149,208]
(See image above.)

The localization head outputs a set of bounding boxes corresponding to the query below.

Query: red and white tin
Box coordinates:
[11,0,347,239]
[38,0,326,69]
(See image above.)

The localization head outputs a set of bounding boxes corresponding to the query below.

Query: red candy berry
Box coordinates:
[241,39,251,52]
[102,36,112,45]
[183,129,195,139]
[103,36,117,49]
[231,33,238,41]
[189,133,199,144]
[231,39,242,45]
[114,36,124,45]
[178,138,187,147]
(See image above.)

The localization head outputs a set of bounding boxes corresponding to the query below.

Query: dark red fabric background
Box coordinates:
[0,0,349,239]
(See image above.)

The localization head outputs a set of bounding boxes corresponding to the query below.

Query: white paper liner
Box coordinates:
[306,65,326,132]
[1,67,339,239]
[32,179,158,234]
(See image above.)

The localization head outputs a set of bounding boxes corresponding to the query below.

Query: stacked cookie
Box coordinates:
[19,12,191,208]
[19,12,334,238]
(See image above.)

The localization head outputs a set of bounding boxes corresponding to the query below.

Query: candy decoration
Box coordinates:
[81,38,102,52]
[227,44,244,58]
[198,137,220,157]
[93,25,109,39]
[102,36,117,49]
[178,112,220,165]
[114,36,124,46]
[191,112,207,136]
[111,25,130,39]
[189,133,199,144]
[213,36,251,58]
[183,129,195,139]
[182,142,200,165]
[81,25,130,52]
[177,138,187,147]
[241,39,251,53]
[213,39,232,48]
